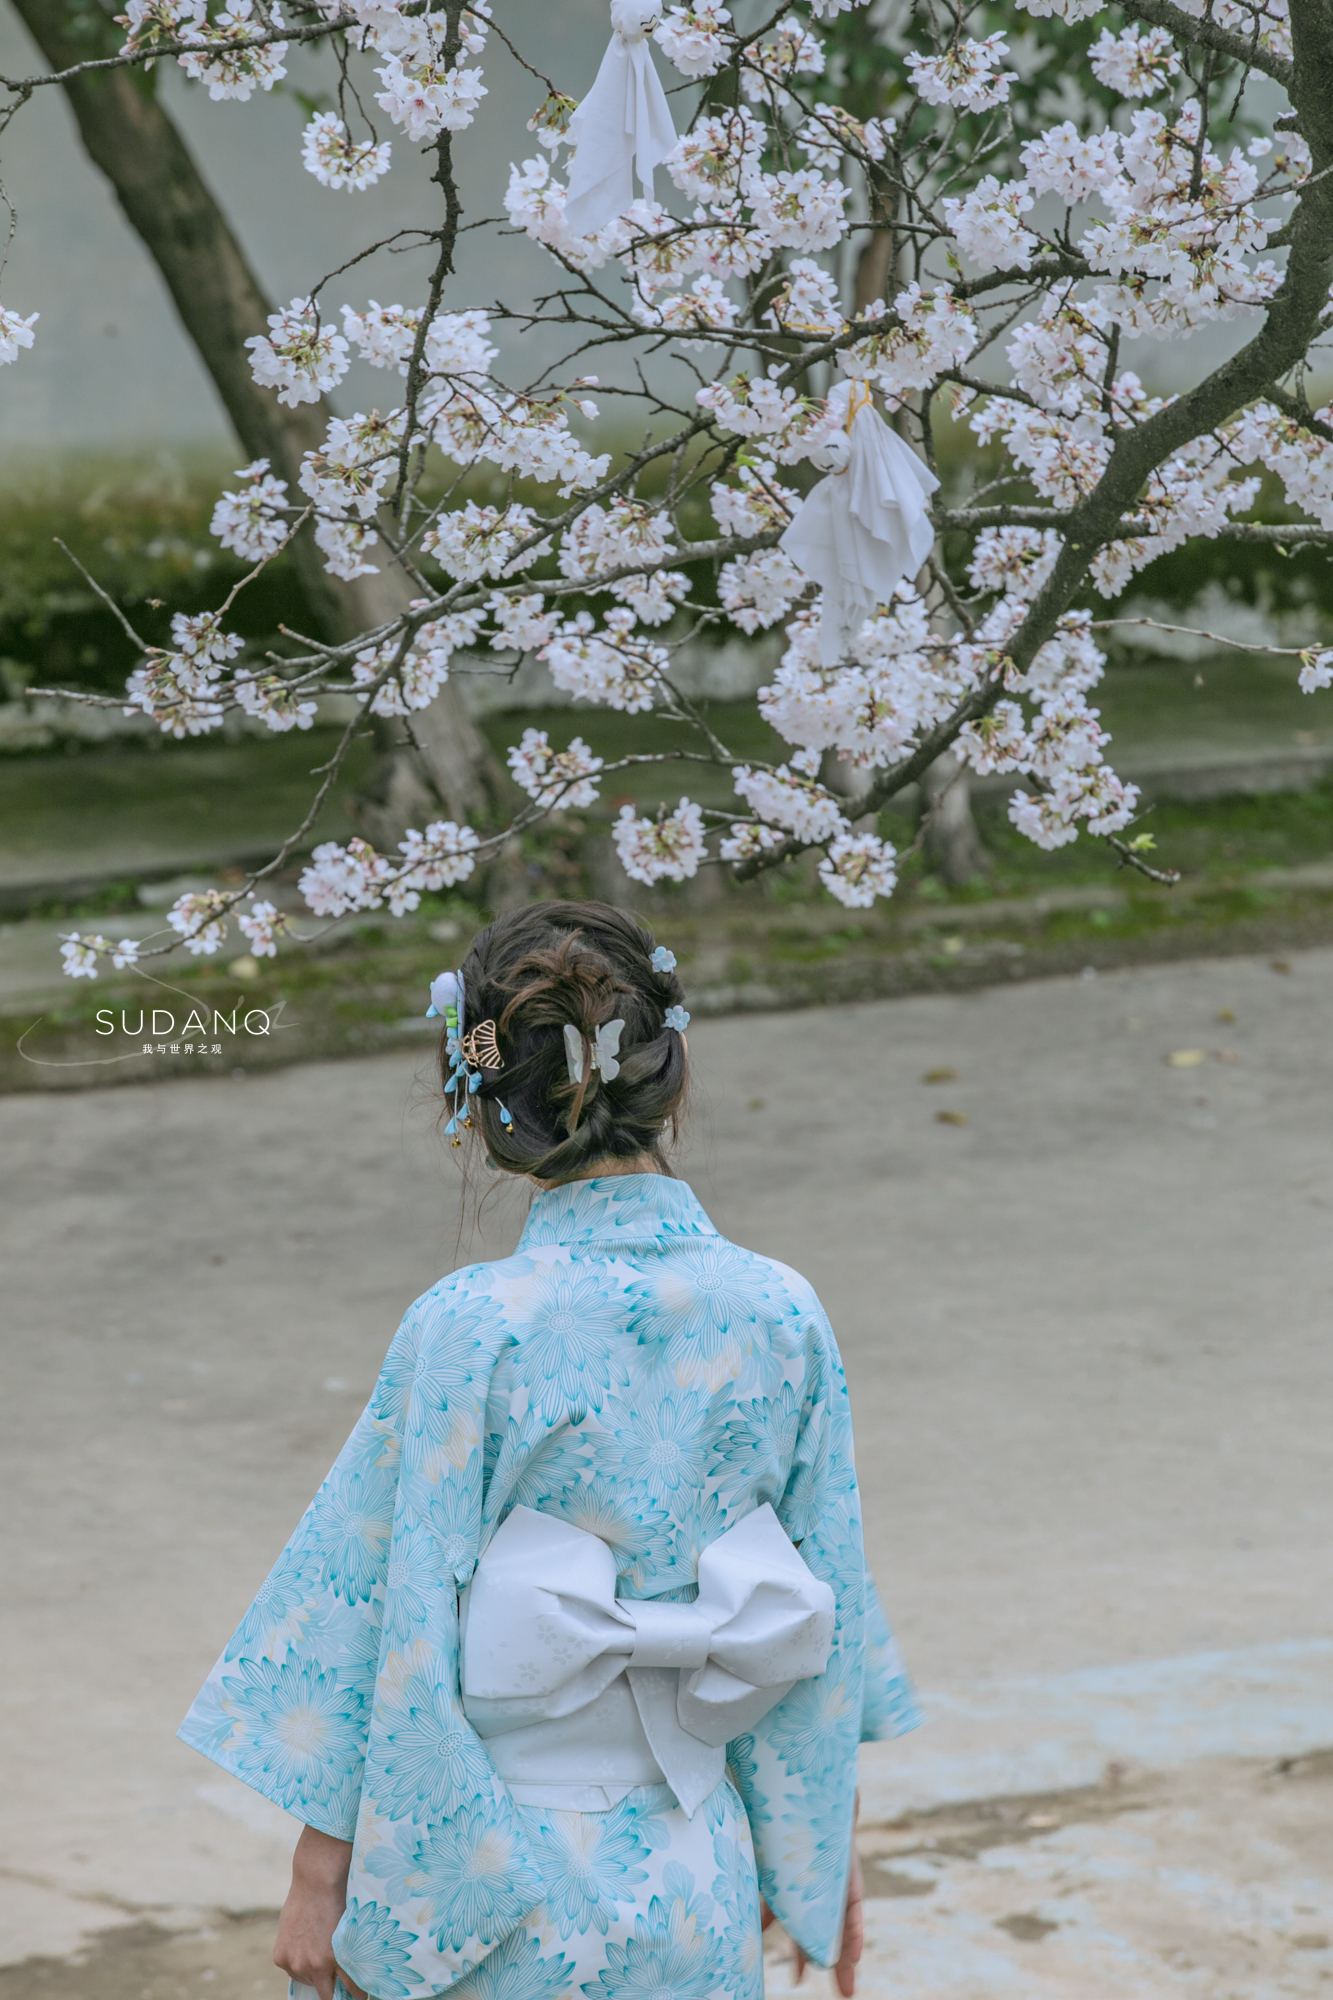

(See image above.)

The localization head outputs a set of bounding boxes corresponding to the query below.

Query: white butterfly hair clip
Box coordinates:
[563,1018,625,1084]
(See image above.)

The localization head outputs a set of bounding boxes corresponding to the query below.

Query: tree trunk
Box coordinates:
[9,0,503,831]
[920,750,988,887]
[854,227,894,315]
[848,170,985,890]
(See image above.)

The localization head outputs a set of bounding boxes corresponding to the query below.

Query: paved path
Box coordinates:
[3,948,1332,1996]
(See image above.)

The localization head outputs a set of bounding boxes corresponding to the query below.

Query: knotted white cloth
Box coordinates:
[563,0,678,238]
[780,383,940,668]
[460,1503,834,1816]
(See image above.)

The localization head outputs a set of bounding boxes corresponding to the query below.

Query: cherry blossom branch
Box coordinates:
[1093,616,1333,657]
[1116,0,1294,87]
[0,8,352,95]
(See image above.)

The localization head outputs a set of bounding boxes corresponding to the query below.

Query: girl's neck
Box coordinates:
[529,1152,663,1191]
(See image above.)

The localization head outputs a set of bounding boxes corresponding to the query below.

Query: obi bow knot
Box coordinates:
[460,1504,835,1815]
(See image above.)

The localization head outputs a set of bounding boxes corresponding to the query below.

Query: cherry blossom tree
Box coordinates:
[4,0,1332,982]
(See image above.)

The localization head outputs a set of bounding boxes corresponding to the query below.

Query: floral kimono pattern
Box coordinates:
[180,1174,917,1998]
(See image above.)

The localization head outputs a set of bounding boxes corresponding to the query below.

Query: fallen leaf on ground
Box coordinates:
[1217,1006,1237,1023]
[1213,1049,1241,1064]
[1165,1049,1207,1067]
[1271,959,1292,974]
[922,1066,958,1083]
[936,1109,968,1126]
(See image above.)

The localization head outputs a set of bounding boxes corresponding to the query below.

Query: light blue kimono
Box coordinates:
[180,1174,917,1997]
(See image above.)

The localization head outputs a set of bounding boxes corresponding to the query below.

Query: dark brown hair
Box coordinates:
[442,902,689,1182]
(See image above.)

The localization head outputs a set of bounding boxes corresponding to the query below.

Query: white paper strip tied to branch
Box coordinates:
[564,0,678,237]
[780,380,941,667]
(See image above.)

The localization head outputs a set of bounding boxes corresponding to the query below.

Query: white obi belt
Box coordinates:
[460,1503,835,1816]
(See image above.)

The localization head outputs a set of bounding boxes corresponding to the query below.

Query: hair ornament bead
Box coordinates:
[563,1018,625,1085]
[650,945,676,971]
[664,1004,690,1032]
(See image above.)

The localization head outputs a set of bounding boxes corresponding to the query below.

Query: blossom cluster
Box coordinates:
[176,0,288,102]
[300,823,479,920]
[351,608,483,716]
[0,305,39,366]
[507,729,604,810]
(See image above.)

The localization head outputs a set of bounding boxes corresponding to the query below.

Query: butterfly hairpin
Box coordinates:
[563,1019,625,1084]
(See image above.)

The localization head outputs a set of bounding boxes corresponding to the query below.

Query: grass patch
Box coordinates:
[966,775,1333,892]
[0,727,375,880]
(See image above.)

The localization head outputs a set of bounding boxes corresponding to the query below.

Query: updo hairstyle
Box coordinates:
[445,902,689,1182]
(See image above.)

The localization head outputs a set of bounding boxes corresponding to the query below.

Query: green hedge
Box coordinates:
[0,461,320,701]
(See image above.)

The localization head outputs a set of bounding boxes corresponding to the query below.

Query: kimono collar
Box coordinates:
[518,1172,719,1250]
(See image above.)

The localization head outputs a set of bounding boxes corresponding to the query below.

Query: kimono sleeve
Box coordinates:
[726,1305,905,1970]
[861,1568,920,1742]
[177,1303,426,1839]
[179,1276,548,2000]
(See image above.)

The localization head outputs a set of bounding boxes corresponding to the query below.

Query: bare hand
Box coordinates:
[832,1841,864,1997]
[273,1826,368,2000]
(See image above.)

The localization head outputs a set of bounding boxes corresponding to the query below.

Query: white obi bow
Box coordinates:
[460,1503,834,1815]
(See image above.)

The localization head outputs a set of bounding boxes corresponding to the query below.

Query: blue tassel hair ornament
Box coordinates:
[428,969,512,1146]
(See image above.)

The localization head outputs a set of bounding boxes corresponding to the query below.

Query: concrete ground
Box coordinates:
[2,948,1332,1997]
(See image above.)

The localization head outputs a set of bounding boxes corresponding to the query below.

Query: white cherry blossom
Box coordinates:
[1089,24,1181,95]
[654,3,732,78]
[542,611,666,712]
[374,56,486,142]
[210,459,290,559]
[1020,122,1122,205]
[177,0,287,100]
[507,729,604,809]
[236,900,291,956]
[613,800,707,882]
[732,763,847,841]
[941,178,1037,274]
[0,305,39,365]
[168,890,230,955]
[819,831,898,907]
[720,549,806,632]
[301,112,391,188]
[906,35,1017,112]
[246,298,349,407]
[60,934,107,979]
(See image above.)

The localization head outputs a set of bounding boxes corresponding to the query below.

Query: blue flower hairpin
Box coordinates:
[650,945,676,971]
[664,1005,690,1032]
[429,969,513,1143]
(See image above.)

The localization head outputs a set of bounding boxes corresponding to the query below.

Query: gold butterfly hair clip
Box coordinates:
[460,1020,502,1070]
